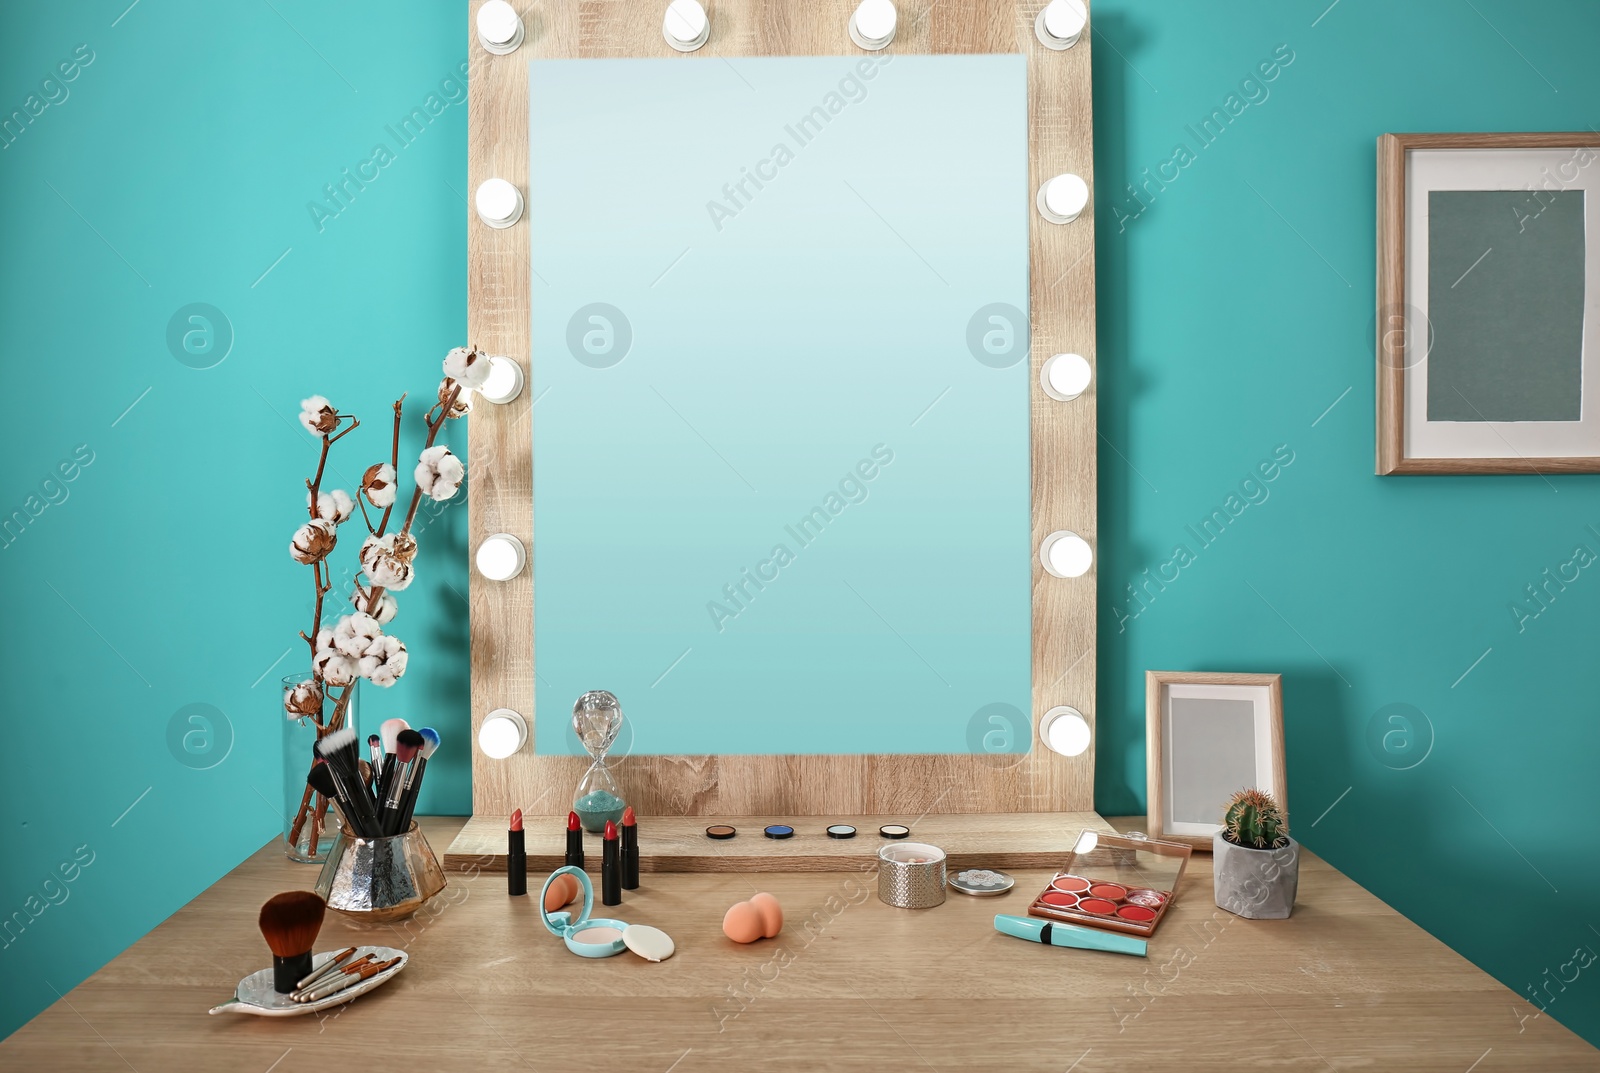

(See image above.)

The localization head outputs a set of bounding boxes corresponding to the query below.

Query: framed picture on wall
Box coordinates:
[1146,671,1285,852]
[1376,132,1600,475]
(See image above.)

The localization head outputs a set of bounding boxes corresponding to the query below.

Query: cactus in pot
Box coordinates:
[1213,788,1298,919]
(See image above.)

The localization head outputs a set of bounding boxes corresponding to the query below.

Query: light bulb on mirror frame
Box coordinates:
[1037,173,1089,224]
[1040,530,1093,579]
[663,0,709,51]
[478,708,527,760]
[1036,0,1087,50]
[1040,705,1092,757]
[1040,352,1092,401]
[476,533,526,581]
[478,355,524,404]
[475,0,524,54]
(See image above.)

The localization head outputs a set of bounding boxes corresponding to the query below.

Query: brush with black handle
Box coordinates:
[394,728,439,834]
[373,718,409,818]
[378,729,424,836]
[314,727,381,836]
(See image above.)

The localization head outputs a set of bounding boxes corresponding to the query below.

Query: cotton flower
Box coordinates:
[350,582,397,624]
[299,395,339,436]
[359,634,408,687]
[290,518,338,564]
[439,377,472,419]
[360,533,414,591]
[332,612,383,659]
[415,445,464,502]
[443,346,491,390]
[308,488,355,525]
[312,630,358,687]
[362,463,396,509]
[283,679,323,720]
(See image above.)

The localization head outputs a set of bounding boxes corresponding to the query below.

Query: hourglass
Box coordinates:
[571,690,627,833]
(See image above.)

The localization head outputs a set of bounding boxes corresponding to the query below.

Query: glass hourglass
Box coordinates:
[571,690,627,832]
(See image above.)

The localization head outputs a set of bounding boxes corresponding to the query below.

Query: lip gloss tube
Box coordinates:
[602,820,621,906]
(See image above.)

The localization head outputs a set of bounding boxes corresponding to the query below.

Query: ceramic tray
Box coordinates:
[209,945,407,1016]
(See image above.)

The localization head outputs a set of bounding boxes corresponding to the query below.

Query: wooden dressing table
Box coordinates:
[4,816,1593,1072]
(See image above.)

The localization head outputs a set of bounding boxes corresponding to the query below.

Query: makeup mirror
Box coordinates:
[461,0,1099,835]
[1145,672,1286,850]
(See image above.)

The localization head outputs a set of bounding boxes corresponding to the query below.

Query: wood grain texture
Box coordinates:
[444,810,1115,873]
[6,817,1593,1072]
[1145,672,1285,852]
[466,0,1099,827]
[1375,131,1600,475]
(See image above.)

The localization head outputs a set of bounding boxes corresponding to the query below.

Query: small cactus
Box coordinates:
[1222,788,1288,849]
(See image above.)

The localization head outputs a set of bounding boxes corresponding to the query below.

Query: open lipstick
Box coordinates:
[621,806,639,890]
[508,809,527,896]
[565,810,585,870]
[601,819,621,906]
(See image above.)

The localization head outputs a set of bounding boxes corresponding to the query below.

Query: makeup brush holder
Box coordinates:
[877,842,947,909]
[315,822,446,923]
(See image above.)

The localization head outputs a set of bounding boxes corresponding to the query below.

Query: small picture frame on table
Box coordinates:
[1145,671,1285,852]
[1377,132,1600,475]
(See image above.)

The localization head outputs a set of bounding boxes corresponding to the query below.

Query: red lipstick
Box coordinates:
[621,806,639,890]
[565,810,585,870]
[601,819,621,906]
[507,809,526,897]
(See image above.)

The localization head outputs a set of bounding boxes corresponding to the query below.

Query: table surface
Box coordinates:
[3,816,1595,1072]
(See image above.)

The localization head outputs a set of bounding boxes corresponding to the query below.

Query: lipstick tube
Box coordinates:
[508,810,527,896]
[601,820,621,906]
[621,806,639,890]
[993,914,1146,957]
[565,811,585,870]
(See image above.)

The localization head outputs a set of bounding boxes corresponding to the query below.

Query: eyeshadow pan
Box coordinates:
[1078,898,1117,915]
[1040,891,1079,908]
[1116,904,1156,923]
[1089,882,1127,901]
[705,824,738,840]
[1050,875,1091,894]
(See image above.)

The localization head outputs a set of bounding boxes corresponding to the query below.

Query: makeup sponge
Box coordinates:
[723,892,783,943]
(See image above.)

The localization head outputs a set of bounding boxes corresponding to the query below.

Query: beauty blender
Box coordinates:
[749,892,783,938]
[543,871,580,913]
[722,901,765,944]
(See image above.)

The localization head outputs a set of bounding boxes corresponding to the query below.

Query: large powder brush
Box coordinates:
[259,891,327,993]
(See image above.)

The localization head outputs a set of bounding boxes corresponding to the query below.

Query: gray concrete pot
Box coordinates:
[1213,833,1298,919]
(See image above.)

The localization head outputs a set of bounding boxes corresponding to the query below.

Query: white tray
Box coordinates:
[209,946,407,1016]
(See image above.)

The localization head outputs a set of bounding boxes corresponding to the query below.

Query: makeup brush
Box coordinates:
[379,729,424,836]
[374,718,409,812]
[291,953,374,998]
[305,763,350,831]
[259,891,326,993]
[294,946,358,992]
[367,733,384,779]
[293,956,400,1003]
[315,727,381,836]
[395,727,439,833]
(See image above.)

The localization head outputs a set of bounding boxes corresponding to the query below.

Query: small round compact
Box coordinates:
[949,868,1015,896]
[538,866,675,962]
[879,824,911,839]
[763,824,795,840]
[826,824,857,839]
[705,824,737,840]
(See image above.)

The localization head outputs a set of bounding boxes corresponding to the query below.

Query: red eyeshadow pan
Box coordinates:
[1078,897,1117,915]
[1089,883,1127,901]
[1040,891,1079,908]
[1050,875,1091,894]
[1116,904,1156,923]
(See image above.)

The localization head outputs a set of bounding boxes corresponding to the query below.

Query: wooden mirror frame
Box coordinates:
[459,0,1098,848]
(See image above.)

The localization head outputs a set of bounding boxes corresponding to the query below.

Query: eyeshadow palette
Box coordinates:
[1028,830,1192,938]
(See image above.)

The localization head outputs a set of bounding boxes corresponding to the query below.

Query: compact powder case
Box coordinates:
[879,824,911,839]
[705,825,737,840]
[1028,831,1191,938]
[764,825,795,840]
[538,866,675,961]
[826,824,857,839]
[949,868,1015,896]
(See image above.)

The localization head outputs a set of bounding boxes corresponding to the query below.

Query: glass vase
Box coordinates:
[281,675,359,863]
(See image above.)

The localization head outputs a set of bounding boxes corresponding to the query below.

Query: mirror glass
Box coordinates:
[528,54,1031,755]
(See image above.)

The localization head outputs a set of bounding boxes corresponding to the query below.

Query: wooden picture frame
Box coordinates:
[1376,132,1600,475]
[1145,671,1285,852]
[455,0,1100,865]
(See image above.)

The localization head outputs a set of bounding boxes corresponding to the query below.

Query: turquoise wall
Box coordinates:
[1,0,1596,1050]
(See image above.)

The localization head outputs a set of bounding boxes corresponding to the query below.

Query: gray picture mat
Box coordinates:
[1167,697,1258,825]
[1426,190,1586,423]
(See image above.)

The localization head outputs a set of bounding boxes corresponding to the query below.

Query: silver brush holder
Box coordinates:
[877,841,947,909]
[315,822,447,923]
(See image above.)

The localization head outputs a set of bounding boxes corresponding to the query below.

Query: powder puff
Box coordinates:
[361,463,396,509]
[290,518,338,564]
[299,395,339,436]
[415,445,464,502]
[442,346,491,390]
